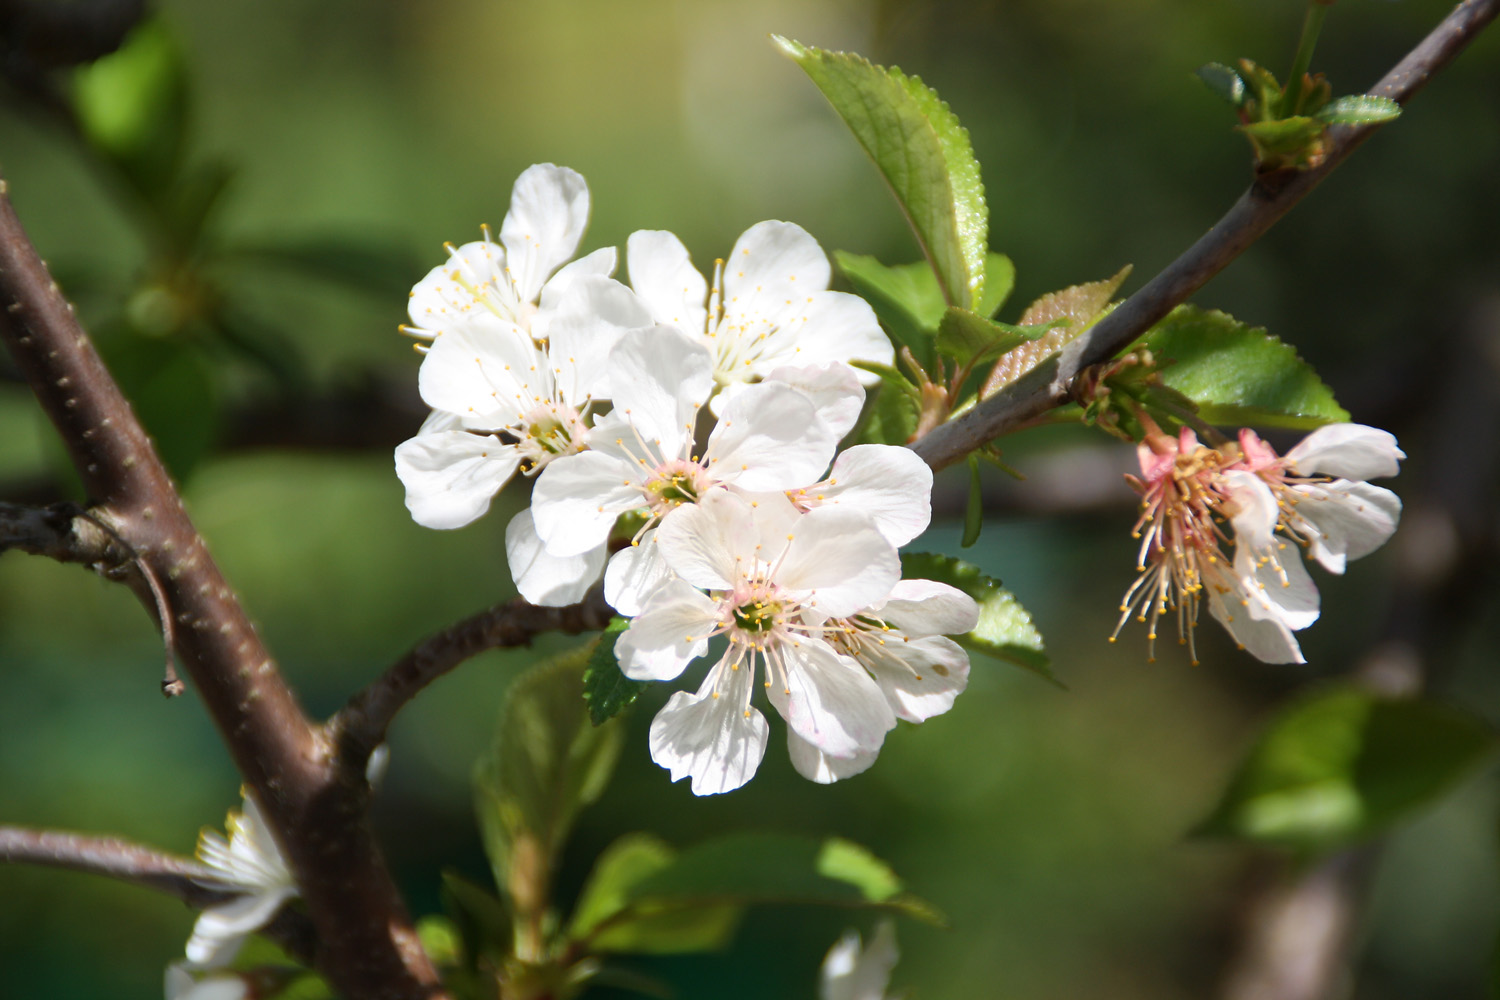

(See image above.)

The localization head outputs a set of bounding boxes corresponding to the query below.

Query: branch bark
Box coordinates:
[912,0,1500,472]
[0,184,443,997]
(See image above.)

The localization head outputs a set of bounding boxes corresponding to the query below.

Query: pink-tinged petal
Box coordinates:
[655,492,758,591]
[608,326,714,456]
[812,445,933,546]
[820,920,899,1000]
[1284,424,1405,481]
[185,887,297,968]
[500,164,590,304]
[626,230,709,335]
[875,580,980,637]
[394,432,520,529]
[867,635,970,723]
[547,275,654,404]
[769,637,895,757]
[775,507,901,618]
[603,532,674,617]
[766,362,866,440]
[416,320,541,426]
[705,381,836,491]
[1208,596,1306,664]
[532,450,640,556]
[648,661,769,796]
[505,510,606,606]
[615,579,719,681]
[1290,480,1402,573]
[787,731,879,785]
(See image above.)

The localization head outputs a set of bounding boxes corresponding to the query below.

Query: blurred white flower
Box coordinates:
[165,964,247,1000]
[821,921,900,1000]
[186,790,297,969]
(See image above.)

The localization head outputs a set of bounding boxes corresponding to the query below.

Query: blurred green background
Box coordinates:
[2,0,1498,997]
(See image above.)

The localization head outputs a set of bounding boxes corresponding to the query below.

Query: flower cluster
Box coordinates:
[1113,420,1404,664]
[395,165,977,795]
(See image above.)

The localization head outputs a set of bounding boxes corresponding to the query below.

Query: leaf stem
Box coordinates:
[1283,1,1332,114]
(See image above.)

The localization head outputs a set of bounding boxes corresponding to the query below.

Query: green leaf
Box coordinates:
[961,455,983,547]
[982,266,1130,397]
[568,834,741,954]
[900,552,1056,686]
[619,832,941,926]
[1236,59,1283,116]
[1314,94,1402,126]
[835,252,946,365]
[777,37,987,311]
[474,649,624,907]
[99,337,218,482]
[71,18,188,192]
[229,236,423,297]
[1195,686,1497,853]
[583,618,644,726]
[1140,305,1348,429]
[440,871,513,967]
[1195,63,1247,108]
[852,361,922,446]
[977,253,1016,319]
[935,307,1052,369]
[416,915,464,967]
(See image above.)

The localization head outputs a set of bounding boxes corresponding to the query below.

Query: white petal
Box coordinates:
[705,381,837,491]
[1284,424,1405,481]
[655,492,758,591]
[1289,481,1402,573]
[547,275,655,403]
[724,220,831,303]
[1233,540,1320,631]
[768,638,896,757]
[788,731,879,785]
[166,966,248,1000]
[648,661,769,795]
[608,326,714,455]
[407,241,508,331]
[820,920,898,1000]
[1208,596,1306,664]
[867,635,970,723]
[184,887,296,967]
[755,289,892,381]
[766,361,866,440]
[540,246,617,312]
[394,432,520,530]
[500,164,590,304]
[1223,470,1281,552]
[416,320,541,426]
[811,445,933,547]
[531,451,640,557]
[615,579,720,681]
[626,229,709,335]
[775,507,901,618]
[875,580,980,637]
[505,510,606,606]
[603,532,674,616]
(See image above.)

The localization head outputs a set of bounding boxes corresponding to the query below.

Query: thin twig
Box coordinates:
[912,0,1500,472]
[0,182,443,995]
[0,825,318,965]
[334,587,615,765]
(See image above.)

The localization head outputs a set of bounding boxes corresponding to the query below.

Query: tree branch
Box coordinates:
[912,0,1500,472]
[0,825,318,965]
[334,586,615,766]
[0,183,444,997]
[0,499,126,565]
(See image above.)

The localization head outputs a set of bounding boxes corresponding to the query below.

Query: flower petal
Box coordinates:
[768,637,896,757]
[867,635,970,723]
[540,246,618,313]
[809,445,933,547]
[626,229,709,336]
[184,887,297,968]
[788,732,879,785]
[505,509,606,606]
[1208,595,1306,664]
[705,381,836,491]
[531,450,640,556]
[608,326,714,456]
[1284,423,1405,481]
[603,531,674,616]
[394,432,520,529]
[766,361,866,440]
[875,580,980,637]
[655,491,758,591]
[416,320,541,426]
[774,507,901,618]
[724,220,831,305]
[1290,480,1402,573]
[648,661,769,795]
[820,920,898,1000]
[615,579,720,681]
[500,164,590,304]
[547,275,655,404]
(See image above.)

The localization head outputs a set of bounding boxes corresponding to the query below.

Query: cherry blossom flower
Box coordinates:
[616,491,900,794]
[528,326,838,613]
[165,965,248,1000]
[185,790,297,969]
[625,221,892,412]
[395,165,655,530]
[1113,420,1403,664]
[820,921,900,1000]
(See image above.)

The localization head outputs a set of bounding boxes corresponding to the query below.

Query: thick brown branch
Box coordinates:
[335,587,615,764]
[0,186,443,996]
[912,0,1500,471]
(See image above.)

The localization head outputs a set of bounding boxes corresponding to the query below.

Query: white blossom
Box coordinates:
[820,921,900,1000]
[165,964,247,1000]
[185,790,297,969]
[625,222,892,412]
